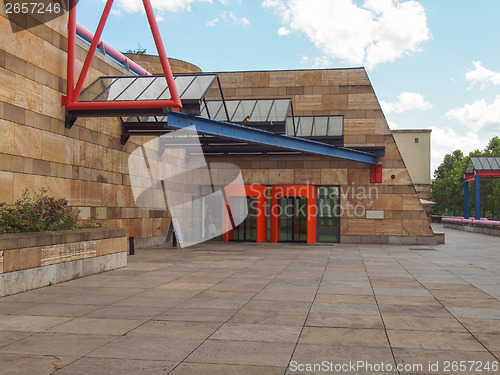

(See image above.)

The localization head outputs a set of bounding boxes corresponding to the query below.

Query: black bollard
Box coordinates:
[129,237,135,255]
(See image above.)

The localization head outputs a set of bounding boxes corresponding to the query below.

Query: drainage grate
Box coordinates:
[410,248,438,251]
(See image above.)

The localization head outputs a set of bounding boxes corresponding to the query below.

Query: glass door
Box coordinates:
[230,196,257,241]
[317,186,340,243]
[279,197,307,242]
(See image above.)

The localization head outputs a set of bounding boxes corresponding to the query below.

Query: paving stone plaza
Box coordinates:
[0,224,499,374]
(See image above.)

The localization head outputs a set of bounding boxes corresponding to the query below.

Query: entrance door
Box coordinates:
[230,196,257,241]
[317,186,340,243]
[279,197,307,242]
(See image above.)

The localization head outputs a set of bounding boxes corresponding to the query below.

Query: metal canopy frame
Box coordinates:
[165,112,378,164]
[64,0,181,128]
[286,115,344,147]
[463,156,500,219]
[200,98,292,129]
[121,95,296,143]
[73,73,220,129]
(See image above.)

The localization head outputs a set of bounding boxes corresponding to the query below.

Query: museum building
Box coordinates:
[0,4,440,248]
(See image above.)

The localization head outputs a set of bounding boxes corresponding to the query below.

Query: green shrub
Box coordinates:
[0,188,102,234]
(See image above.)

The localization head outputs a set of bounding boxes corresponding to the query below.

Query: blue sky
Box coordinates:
[76,0,500,173]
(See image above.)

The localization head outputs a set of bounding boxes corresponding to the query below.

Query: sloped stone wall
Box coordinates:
[0,227,127,296]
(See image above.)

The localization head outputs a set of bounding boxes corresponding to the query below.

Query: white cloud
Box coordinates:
[207,10,250,26]
[112,0,213,13]
[312,56,331,68]
[446,95,500,131]
[262,0,431,69]
[430,127,487,174]
[380,92,433,114]
[277,26,291,36]
[466,61,500,89]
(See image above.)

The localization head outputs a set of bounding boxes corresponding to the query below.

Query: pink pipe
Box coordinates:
[75,23,151,76]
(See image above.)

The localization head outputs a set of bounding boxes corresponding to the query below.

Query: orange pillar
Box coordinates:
[270,186,282,243]
[306,185,317,244]
[255,186,267,243]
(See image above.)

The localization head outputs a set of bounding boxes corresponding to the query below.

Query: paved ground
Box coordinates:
[0,224,499,374]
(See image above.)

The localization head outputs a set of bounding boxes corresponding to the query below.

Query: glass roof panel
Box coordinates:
[96,77,137,101]
[492,157,500,169]
[312,117,328,136]
[286,118,296,136]
[201,99,291,123]
[137,76,169,100]
[297,117,313,136]
[181,75,217,100]
[252,100,273,122]
[466,156,500,173]
[79,77,115,102]
[269,99,291,122]
[199,102,208,119]
[114,76,157,101]
[285,116,344,137]
[173,76,196,97]
[78,74,219,103]
[327,116,343,136]
[231,100,257,122]
[224,101,240,122]
[209,101,226,121]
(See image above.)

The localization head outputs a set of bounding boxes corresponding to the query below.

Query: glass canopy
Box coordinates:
[465,156,500,174]
[123,98,293,134]
[199,98,292,124]
[286,116,343,137]
[78,74,218,102]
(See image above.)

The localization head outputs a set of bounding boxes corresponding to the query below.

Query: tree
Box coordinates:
[123,43,147,55]
[431,150,466,215]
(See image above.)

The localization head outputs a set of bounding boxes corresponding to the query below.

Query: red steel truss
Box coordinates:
[63,0,182,112]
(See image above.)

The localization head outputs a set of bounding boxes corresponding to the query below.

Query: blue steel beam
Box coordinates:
[475,175,481,220]
[464,181,469,219]
[167,112,378,164]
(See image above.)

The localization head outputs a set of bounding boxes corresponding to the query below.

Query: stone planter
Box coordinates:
[0,227,127,297]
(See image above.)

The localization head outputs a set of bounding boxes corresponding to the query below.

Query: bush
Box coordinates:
[0,189,102,234]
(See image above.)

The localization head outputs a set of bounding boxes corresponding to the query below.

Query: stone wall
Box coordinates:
[0,8,169,246]
[443,222,500,237]
[124,53,202,74]
[0,227,127,296]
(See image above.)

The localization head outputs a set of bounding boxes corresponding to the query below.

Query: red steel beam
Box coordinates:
[464,174,475,183]
[65,0,77,104]
[142,0,181,108]
[465,171,500,182]
[477,170,500,177]
[64,0,181,111]
[73,0,114,100]
[66,100,180,111]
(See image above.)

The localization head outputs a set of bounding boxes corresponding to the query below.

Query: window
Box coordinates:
[414,137,419,143]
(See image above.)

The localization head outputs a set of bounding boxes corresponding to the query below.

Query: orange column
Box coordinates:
[222,203,231,242]
[254,186,267,243]
[270,187,280,243]
[306,185,317,244]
